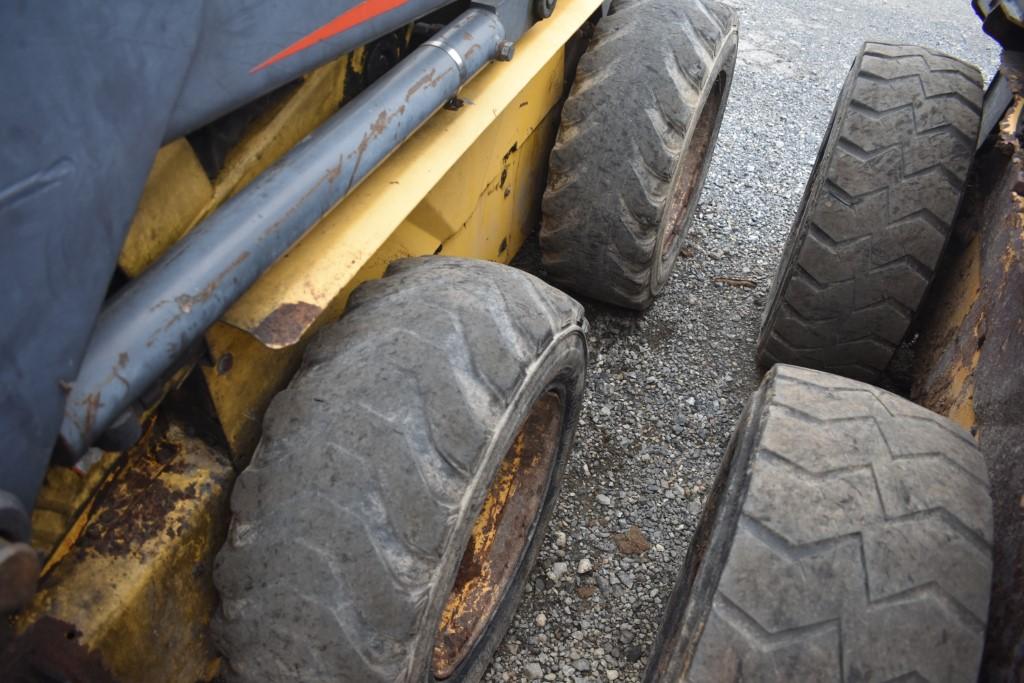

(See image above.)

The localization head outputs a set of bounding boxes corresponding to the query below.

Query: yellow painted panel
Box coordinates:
[204,46,569,460]
[30,451,121,556]
[439,106,561,261]
[118,141,211,277]
[117,53,358,276]
[202,221,432,459]
[201,322,303,459]
[19,425,233,683]
[201,52,356,216]
[222,0,601,347]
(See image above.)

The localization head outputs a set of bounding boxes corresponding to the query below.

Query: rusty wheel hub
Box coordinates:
[432,391,563,679]
[659,74,727,268]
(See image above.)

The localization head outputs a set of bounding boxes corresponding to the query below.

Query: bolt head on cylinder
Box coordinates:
[496,40,515,61]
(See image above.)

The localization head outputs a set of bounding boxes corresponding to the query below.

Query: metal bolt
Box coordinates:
[496,41,515,62]
[216,352,234,375]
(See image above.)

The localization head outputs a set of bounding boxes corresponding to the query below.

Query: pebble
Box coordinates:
[576,558,594,575]
[525,663,543,680]
[535,612,547,627]
[596,493,612,506]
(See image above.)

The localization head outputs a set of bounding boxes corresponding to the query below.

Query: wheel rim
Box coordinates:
[432,391,564,679]
[657,73,727,273]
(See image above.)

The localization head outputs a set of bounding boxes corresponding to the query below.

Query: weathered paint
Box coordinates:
[118,51,363,280]
[219,0,596,345]
[58,10,504,458]
[433,392,563,678]
[30,450,122,557]
[203,36,570,460]
[19,1,597,677]
[33,361,197,558]
[911,84,1024,679]
[16,424,233,683]
[912,233,982,431]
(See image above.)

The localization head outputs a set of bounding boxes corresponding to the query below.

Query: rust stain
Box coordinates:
[433,393,562,678]
[58,436,195,561]
[251,301,323,348]
[76,393,103,452]
[405,67,439,102]
[174,250,252,314]
[326,162,342,183]
[912,234,982,431]
[911,75,1024,677]
[998,96,1024,150]
[346,104,408,194]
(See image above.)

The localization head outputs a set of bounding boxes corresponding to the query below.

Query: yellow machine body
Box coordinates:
[17,0,600,678]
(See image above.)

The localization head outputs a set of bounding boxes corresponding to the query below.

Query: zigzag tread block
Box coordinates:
[682,366,992,682]
[757,43,982,380]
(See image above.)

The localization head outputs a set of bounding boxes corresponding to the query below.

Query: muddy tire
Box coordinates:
[539,0,738,309]
[757,43,983,382]
[212,257,588,682]
[645,364,992,681]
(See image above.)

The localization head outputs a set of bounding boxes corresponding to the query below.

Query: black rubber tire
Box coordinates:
[645,364,993,682]
[539,0,738,309]
[757,43,983,382]
[212,257,588,683]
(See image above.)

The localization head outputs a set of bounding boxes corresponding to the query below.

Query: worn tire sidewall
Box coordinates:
[642,369,770,681]
[755,49,868,364]
[415,326,588,682]
[651,26,739,296]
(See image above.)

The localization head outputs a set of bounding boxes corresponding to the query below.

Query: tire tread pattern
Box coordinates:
[212,257,586,683]
[757,43,983,381]
[687,365,993,682]
[539,0,736,308]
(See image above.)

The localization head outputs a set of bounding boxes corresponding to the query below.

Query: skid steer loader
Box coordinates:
[0,0,737,680]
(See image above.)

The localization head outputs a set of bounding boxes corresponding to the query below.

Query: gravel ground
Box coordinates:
[487,1,999,681]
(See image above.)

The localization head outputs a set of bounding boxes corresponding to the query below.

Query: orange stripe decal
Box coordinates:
[251,0,408,73]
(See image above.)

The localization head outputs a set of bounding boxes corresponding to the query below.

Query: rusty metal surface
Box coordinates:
[912,85,1024,680]
[15,423,233,683]
[219,0,594,346]
[433,392,563,679]
[659,76,727,266]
